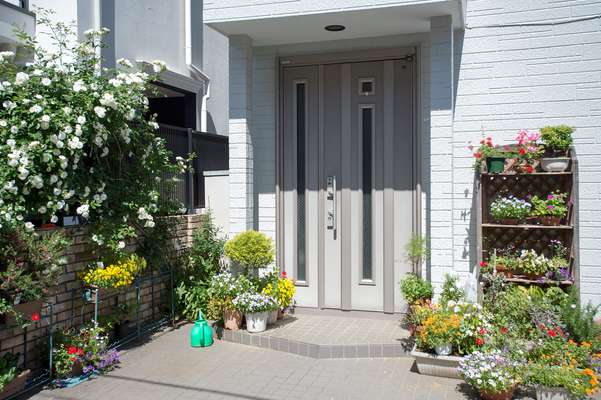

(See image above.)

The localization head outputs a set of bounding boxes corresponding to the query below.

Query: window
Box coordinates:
[358,78,375,96]
[296,82,307,282]
[361,106,374,282]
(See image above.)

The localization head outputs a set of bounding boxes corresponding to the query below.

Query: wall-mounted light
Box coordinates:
[324,24,346,32]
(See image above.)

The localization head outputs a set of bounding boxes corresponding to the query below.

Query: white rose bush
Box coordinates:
[0,13,187,254]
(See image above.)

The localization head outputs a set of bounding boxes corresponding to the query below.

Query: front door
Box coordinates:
[281,55,415,313]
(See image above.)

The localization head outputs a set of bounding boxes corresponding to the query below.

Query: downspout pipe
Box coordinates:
[185,0,210,132]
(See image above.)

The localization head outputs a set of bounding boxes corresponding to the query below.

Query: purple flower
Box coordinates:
[547,205,555,210]
[547,194,554,200]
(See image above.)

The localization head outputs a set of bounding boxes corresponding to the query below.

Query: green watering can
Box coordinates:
[190,310,214,348]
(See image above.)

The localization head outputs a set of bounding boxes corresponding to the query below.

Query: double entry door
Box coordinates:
[280,55,415,313]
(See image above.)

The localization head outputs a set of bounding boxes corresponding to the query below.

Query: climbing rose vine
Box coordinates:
[0,14,186,253]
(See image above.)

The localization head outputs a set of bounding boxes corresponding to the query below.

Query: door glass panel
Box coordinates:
[296,82,307,282]
[361,106,373,281]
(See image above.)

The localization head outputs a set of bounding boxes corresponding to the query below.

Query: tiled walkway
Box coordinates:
[28,324,481,400]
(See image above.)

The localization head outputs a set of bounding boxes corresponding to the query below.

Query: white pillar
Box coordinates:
[228,35,254,236]
[429,15,454,285]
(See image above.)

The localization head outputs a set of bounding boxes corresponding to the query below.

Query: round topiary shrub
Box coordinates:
[225,230,274,269]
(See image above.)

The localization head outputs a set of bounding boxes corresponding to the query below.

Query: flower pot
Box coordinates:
[541,157,570,173]
[535,386,573,400]
[267,309,278,325]
[486,157,506,174]
[5,299,43,326]
[0,369,30,400]
[223,309,243,331]
[539,216,562,226]
[245,312,268,333]
[435,343,452,356]
[480,387,516,400]
[277,309,285,320]
[495,264,513,277]
[496,218,519,225]
[411,346,462,379]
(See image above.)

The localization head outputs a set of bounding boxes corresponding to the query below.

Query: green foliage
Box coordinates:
[486,285,533,338]
[174,212,225,320]
[405,236,430,267]
[399,273,433,305]
[531,192,568,218]
[560,288,600,343]
[439,274,465,306]
[224,230,274,269]
[0,352,20,391]
[0,225,69,309]
[525,365,596,399]
[540,125,574,155]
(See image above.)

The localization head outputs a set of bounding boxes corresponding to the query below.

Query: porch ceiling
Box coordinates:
[207,1,463,47]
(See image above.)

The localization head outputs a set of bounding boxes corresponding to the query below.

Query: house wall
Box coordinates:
[219,0,601,305]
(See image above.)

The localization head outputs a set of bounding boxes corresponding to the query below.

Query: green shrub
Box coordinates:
[225,230,274,269]
[405,236,430,267]
[560,288,600,343]
[399,274,433,305]
[439,274,465,306]
[540,125,574,155]
[0,352,20,391]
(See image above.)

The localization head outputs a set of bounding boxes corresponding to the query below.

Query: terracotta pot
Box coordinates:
[480,387,516,400]
[0,369,30,400]
[539,216,562,226]
[495,264,513,278]
[277,309,284,320]
[71,360,84,377]
[223,308,242,331]
[5,299,43,326]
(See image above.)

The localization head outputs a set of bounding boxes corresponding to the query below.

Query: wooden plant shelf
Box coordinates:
[481,172,573,177]
[482,223,573,230]
[503,277,574,286]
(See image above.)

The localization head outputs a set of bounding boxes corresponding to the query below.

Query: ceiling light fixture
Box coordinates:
[324,24,345,32]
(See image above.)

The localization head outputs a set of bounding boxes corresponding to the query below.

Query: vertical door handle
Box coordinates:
[326,176,336,236]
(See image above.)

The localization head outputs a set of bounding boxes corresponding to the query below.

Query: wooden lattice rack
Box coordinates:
[476,157,577,287]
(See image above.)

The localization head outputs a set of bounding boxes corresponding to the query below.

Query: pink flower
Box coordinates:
[547,205,555,210]
[547,194,554,200]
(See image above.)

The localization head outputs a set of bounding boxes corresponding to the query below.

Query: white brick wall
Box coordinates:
[455,0,601,305]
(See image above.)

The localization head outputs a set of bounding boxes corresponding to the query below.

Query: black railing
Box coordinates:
[158,124,229,211]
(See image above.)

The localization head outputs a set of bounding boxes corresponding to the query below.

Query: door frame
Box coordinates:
[276,46,422,313]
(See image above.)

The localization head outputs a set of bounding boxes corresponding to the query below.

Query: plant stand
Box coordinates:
[0,370,30,400]
[410,346,462,379]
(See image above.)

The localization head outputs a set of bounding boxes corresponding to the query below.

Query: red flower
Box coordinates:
[480,261,488,267]
[525,165,534,173]
[67,346,78,355]
[475,338,484,346]
[500,327,509,334]
[547,329,557,337]
[519,148,527,155]
[281,271,287,278]
[474,152,482,159]
[31,312,40,322]
[478,328,487,335]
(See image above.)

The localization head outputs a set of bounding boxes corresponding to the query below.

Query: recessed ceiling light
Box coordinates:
[325,24,345,32]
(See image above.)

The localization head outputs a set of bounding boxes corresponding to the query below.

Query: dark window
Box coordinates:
[362,107,373,281]
[296,83,306,282]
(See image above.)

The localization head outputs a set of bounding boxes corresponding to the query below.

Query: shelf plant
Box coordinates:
[540,125,574,172]
[81,254,147,290]
[489,195,532,224]
[530,192,568,226]
[470,137,511,173]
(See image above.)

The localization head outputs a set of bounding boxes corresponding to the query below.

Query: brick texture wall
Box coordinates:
[0,214,202,371]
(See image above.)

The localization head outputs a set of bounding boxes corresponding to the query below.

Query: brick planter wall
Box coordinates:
[0,214,202,371]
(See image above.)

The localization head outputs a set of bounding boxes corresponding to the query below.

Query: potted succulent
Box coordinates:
[489,195,532,225]
[0,353,30,400]
[530,193,568,226]
[540,125,573,172]
[458,350,521,400]
[232,292,278,333]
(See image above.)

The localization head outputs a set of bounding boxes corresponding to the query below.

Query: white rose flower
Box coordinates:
[68,136,84,149]
[15,72,29,85]
[73,80,86,92]
[30,175,43,189]
[117,241,126,249]
[24,222,35,231]
[76,204,90,219]
[94,106,106,118]
[0,51,15,61]
[41,77,52,86]
[151,60,166,73]
[38,206,47,214]
[40,114,51,129]
[77,116,86,124]
[3,100,16,110]
[50,215,58,223]
[117,58,133,68]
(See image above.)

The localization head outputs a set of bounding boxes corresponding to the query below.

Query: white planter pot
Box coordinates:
[411,346,463,379]
[535,386,573,400]
[245,311,268,333]
[267,309,278,325]
[435,343,453,356]
[541,157,570,172]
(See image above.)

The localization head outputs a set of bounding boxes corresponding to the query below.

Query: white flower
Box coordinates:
[73,80,86,92]
[0,51,15,61]
[117,58,133,68]
[50,215,58,223]
[94,135,104,147]
[53,188,61,196]
[109,78,122,87]
[0,120,6,127]
[30,175,43,189]
[6,139,15,147]
[40,114,51,129]
[99,92,118,109]
[38,206,47,214]
[10,126,18,134]
[125,109,135,121]
[3,100,16,110]
[63,106,72,115]
[94,106,106,118]
[24,222,35,232]
[117,241,126,249]
[76,204,90,219]
[100,147,109,157]
[149,121,159,130]
[41,77,52,86]
[144,220,155,228]
[77,116,86,124]
[68,136,84,149]
[15,72,29,85]
[151,60,166,73]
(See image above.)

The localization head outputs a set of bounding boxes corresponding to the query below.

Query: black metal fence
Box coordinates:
[158,124,229,211]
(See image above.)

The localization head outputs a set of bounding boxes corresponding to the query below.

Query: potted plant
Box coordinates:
[470,137,510,173]
[540,125,573,172]
[207,272,252,331]
[400,273,433,307]
[405,235,431,272]
[489,195,531,225]
[224,230,275,274]
[510,249,554,279]
[530,193,568,226]
[0,353,30,400]
[262,270,296,321]
[81,255,147,291]
[458,350,521,400]
[514,129,543,173]
[232,292,277,333]
[416,310,461,355]
[526,365,598,400]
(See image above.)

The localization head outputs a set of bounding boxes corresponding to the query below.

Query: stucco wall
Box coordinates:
[203,25,230,135]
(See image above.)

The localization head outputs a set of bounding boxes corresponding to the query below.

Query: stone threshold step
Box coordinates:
[213,327,411,359]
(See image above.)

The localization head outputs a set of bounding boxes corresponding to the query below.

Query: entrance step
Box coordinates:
[214,313,412,359]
